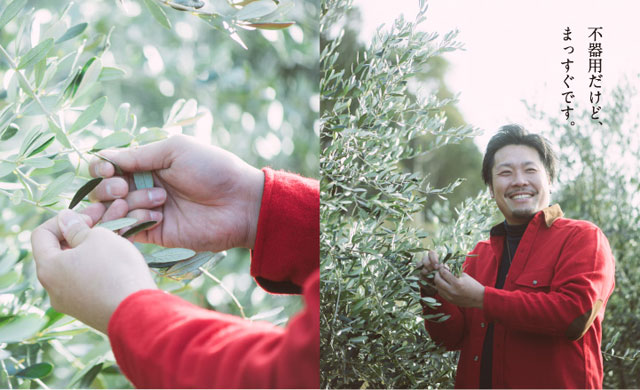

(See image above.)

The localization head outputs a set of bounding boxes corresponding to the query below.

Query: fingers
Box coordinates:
[58,210,92,248]
[89,177,129,201]
[93,139,175,174]
[102,199,129,222]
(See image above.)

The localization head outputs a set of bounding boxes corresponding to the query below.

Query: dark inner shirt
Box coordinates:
[478,220,530,389]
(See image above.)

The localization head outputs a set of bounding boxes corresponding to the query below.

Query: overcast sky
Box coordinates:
[353,0,640,151]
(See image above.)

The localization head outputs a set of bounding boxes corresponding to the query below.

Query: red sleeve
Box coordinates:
[422,293,466,350]
[251,168,319,293]
[108,271,319,388]
[107,168,320,388]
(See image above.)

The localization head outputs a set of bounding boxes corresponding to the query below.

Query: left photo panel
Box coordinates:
[0,0,319,388]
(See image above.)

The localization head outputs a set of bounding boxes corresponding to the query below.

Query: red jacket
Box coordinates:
[424,205,615,389]
[108,168,319,388]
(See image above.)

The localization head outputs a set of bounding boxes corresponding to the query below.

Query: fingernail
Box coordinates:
[148,188,166,203]
[59,210,81,232]
[100,162,111,176]
[150,211,163,221]
[106,183,122,199]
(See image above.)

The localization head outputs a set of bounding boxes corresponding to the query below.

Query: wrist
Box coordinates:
[244,166,265,249]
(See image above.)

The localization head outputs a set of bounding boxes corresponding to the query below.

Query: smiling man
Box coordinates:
[419,124,616,388]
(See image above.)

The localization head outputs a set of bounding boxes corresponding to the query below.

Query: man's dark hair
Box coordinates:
[481,124,557,186]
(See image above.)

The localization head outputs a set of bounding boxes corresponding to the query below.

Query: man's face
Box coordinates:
[490,144,551,225]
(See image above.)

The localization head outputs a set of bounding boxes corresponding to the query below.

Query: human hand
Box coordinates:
[434,266,485,309]
[418,250,441,296]
[31,207,157,334]
[88,134,265,252]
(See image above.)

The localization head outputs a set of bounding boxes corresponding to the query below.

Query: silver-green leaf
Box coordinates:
[97,217,138,231]
[69,96,107,134]
[17,38,54,70]
[142,0,172,29]
[134,171,154,190]
[91,131,133,151]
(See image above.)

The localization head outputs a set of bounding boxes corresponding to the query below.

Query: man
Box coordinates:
[31,135,319,388]
[419,124,615,388]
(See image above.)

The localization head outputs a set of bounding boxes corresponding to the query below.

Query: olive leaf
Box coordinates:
[25,134,55,158]
[0,0,27,30]
[133,171,154,190]
[69,96,107,134]
[97,217,138,231]
[160,251,226,280]
[90,131,133,152]
[247,21,294,30]
[68,177,103,209]
[15,362,53,379]
[0,123,19,141]
[144,248,197,268]
[39,172,75,206]
[17,38,54,70]
[235,0,277,20]
[142,0,172,29]
[56,22,88,43]
[122,220,158,238]
[171,0,205,10]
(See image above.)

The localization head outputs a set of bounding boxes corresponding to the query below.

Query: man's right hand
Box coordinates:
[419,250,441,296]
[88,135,265,252]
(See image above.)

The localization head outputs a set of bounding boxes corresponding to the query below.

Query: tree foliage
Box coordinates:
[320,0,485,387]
[0,0,317,387]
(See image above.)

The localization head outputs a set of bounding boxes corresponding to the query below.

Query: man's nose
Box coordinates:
[511,170,528,186]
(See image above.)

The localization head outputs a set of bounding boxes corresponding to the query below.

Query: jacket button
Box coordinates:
[481,322,485,328]
[474,355,479,362]
[532,280,538,285]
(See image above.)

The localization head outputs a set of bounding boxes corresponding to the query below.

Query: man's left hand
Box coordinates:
[434,266,485,309]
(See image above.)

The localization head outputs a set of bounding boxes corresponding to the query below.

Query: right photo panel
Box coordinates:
[320,0,640,388]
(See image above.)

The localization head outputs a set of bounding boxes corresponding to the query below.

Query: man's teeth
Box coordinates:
[511,194,532,199]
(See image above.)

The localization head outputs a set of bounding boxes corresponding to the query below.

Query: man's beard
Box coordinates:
[512,207,537,220]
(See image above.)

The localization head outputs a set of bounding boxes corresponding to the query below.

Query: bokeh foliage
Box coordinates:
[0,0,318,387]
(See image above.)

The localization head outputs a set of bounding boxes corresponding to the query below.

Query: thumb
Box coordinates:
[58,210,92,248]
[98,137,174,173]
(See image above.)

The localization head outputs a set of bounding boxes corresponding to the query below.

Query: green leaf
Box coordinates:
[69,177,103,209]
[235,0,277,20]
[114,103,130,131]
[0,162,16,178]
[15,362,53,379]
[135,128,168,145]
[48,118,71,148]
[76,57,102,97]
[39,172,74,205]
[171,0,204,9]
[69,96,107,134]
[0,123,19,141]
[247,21,294,30]
[34,58,46,88]
[77,363,103,388]
[144,248,196,268]
[142,0,171,29]
[0,0,27,30]
[0,314,47,343]
[97,217,138,231]
[0,270,20,290]
[18,126,43,157]
[162,251,226,280]
[42,308,65,331]
[134,171,154,190]
[98,66,126,81]
[23,157,55,169]
[26,134,54,157]
[91,131,133,151]
[56,22,88,43]
[17,38,54,70]
[122,220,158,238]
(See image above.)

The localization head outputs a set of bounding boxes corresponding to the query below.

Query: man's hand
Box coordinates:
[418,250,441,296]
[434,266,485,309]
[31,208,157,334]
[88,135,265,252]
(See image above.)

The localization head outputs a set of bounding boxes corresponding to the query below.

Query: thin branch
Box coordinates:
[199,267,246,319]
